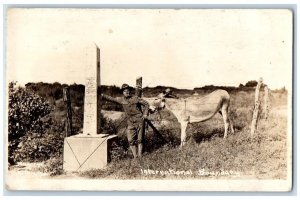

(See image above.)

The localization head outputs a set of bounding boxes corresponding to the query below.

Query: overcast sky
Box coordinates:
[7,9,292,90]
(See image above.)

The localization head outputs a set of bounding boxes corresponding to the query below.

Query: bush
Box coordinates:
[8,82,52,164]
[38,156,64,176]
[245,80,258,87]
[13,117,65,162]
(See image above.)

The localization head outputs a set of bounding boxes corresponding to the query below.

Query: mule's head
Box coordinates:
[149,97,166,113]
[149,90,178,113]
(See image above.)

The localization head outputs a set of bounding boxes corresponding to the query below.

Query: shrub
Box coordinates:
[8,82,52,164]
[245,80,258,87]
[13,117,65,162]
[38,156,64,176]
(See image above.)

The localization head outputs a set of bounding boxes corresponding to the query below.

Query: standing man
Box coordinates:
[101,84,149,158]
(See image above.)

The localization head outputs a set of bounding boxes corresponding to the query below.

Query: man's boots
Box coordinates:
[130,145,137,158]
[138,143,143,157]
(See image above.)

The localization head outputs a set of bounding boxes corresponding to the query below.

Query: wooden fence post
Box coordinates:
[250,78,263,136]
[63,87,72,137]
[264,85,270,119]
[136,77,143,97]
[136,77,167,144]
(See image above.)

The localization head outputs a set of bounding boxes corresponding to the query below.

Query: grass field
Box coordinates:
[7,87,289,180]
[79,90,289,180]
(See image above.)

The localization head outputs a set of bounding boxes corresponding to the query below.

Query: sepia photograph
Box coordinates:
[5,8,293,191]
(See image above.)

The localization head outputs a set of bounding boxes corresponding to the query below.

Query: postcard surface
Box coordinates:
[5,8,293,191]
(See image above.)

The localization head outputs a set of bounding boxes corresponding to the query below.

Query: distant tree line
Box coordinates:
[23,80,286,105]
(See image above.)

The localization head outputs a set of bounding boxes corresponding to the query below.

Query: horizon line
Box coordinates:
[9,80,287,91]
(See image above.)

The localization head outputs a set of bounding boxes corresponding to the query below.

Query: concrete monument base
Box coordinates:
[63,134,117,172]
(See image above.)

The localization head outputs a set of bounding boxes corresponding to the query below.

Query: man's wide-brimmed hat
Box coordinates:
[121,83,131,92]
[164,88,171,93]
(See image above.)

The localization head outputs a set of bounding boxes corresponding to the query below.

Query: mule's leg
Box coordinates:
[221,106,230,138]
[180,121,189,147]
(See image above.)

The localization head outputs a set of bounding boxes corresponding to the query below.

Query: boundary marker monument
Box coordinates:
[63,44,117,172]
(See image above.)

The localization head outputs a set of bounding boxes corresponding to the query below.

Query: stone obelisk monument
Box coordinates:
[83,43,102,136]
[63,44,116,172]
